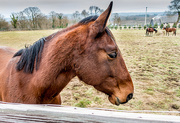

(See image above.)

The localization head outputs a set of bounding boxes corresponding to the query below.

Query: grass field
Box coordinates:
[0,29,179,115]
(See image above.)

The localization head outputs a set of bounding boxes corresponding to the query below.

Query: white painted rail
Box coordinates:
[0,102,179,123]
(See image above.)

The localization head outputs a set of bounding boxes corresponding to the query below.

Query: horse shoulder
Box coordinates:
[0,46,16,70]
[0,55,35,103]
[0,47,17,100]
[0,57,18,99]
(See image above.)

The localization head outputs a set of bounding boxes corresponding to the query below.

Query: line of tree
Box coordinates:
[0,0,179,31]
[0,14,9,30]
[49,11,68,29]
[13,7,69,30]
[0,7,69,30]
[72,5,104,23]
[0,5,106,30]
[112,13,121,26]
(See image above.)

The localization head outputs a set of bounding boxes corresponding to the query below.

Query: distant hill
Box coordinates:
[114,12,164,16]
[110,12,178,26]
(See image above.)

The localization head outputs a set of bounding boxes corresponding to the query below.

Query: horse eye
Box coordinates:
[108,52,117,59]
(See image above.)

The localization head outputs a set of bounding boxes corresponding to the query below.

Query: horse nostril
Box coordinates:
[126,93,133,102]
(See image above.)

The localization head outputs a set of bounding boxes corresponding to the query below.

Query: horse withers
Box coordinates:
[0,2,134,106]
[163,27,176,36]
[146,28,158,36]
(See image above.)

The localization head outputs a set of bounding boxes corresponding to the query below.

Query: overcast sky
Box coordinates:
[0,0,171,18]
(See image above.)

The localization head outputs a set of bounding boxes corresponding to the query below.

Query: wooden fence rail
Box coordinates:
[0,102,179,123]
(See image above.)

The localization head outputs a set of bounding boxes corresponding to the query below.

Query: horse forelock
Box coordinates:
[105,27,116,42]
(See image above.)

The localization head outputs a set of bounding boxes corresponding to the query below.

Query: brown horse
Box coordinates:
[0,2,134,106]
[163,27,176,36]
[146,28,157,36]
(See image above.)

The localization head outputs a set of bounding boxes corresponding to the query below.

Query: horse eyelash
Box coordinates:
[108,52,117,59]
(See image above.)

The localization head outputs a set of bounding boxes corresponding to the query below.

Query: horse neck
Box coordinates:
[33,25,87,97]
[44,24,87,73]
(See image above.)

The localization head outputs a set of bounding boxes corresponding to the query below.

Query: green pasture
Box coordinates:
[0,29,179,114]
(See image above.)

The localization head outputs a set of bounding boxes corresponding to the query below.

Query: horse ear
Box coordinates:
[91,1,113,34]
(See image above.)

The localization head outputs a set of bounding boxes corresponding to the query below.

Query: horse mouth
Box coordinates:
[115,97,121,106]
[109,95,122,106]
[109,95,129,106]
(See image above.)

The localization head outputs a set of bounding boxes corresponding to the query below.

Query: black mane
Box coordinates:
[79,15,98,24]
[13,38,46,73]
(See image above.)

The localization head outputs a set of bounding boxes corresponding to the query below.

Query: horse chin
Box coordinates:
[108,95,121,106]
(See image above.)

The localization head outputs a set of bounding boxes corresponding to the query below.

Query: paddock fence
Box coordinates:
[0,102,179,123]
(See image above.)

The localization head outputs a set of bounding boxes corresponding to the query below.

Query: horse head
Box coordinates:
[74,2,134,105]
[153,28,158,33]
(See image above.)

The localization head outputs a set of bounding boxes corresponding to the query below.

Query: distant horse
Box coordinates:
[0,2,134,106]
[163,27,176,36]
[146,28,158,36]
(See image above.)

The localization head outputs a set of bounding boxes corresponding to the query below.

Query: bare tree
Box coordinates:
[57,13,63,28]
[116,17,121,26]
[81,10,89,17]
[49,11,57,29]
[36,13,49,29]
[168,0,180,26]
[23,7,41,29]
[89,6,101,15]
[94,6,100,15]
[61,16,69,28]
[99,9,104,14]
[73,11,80,21]
[0,14,9,30]
[89,6,93,15]
[17,11,28,29]
[113,13,121,26]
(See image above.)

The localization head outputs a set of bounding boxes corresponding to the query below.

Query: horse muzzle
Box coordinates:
[109,93,133,106]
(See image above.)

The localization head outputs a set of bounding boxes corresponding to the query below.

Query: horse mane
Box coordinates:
[79,15,98,24]
[13,37,46,73]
